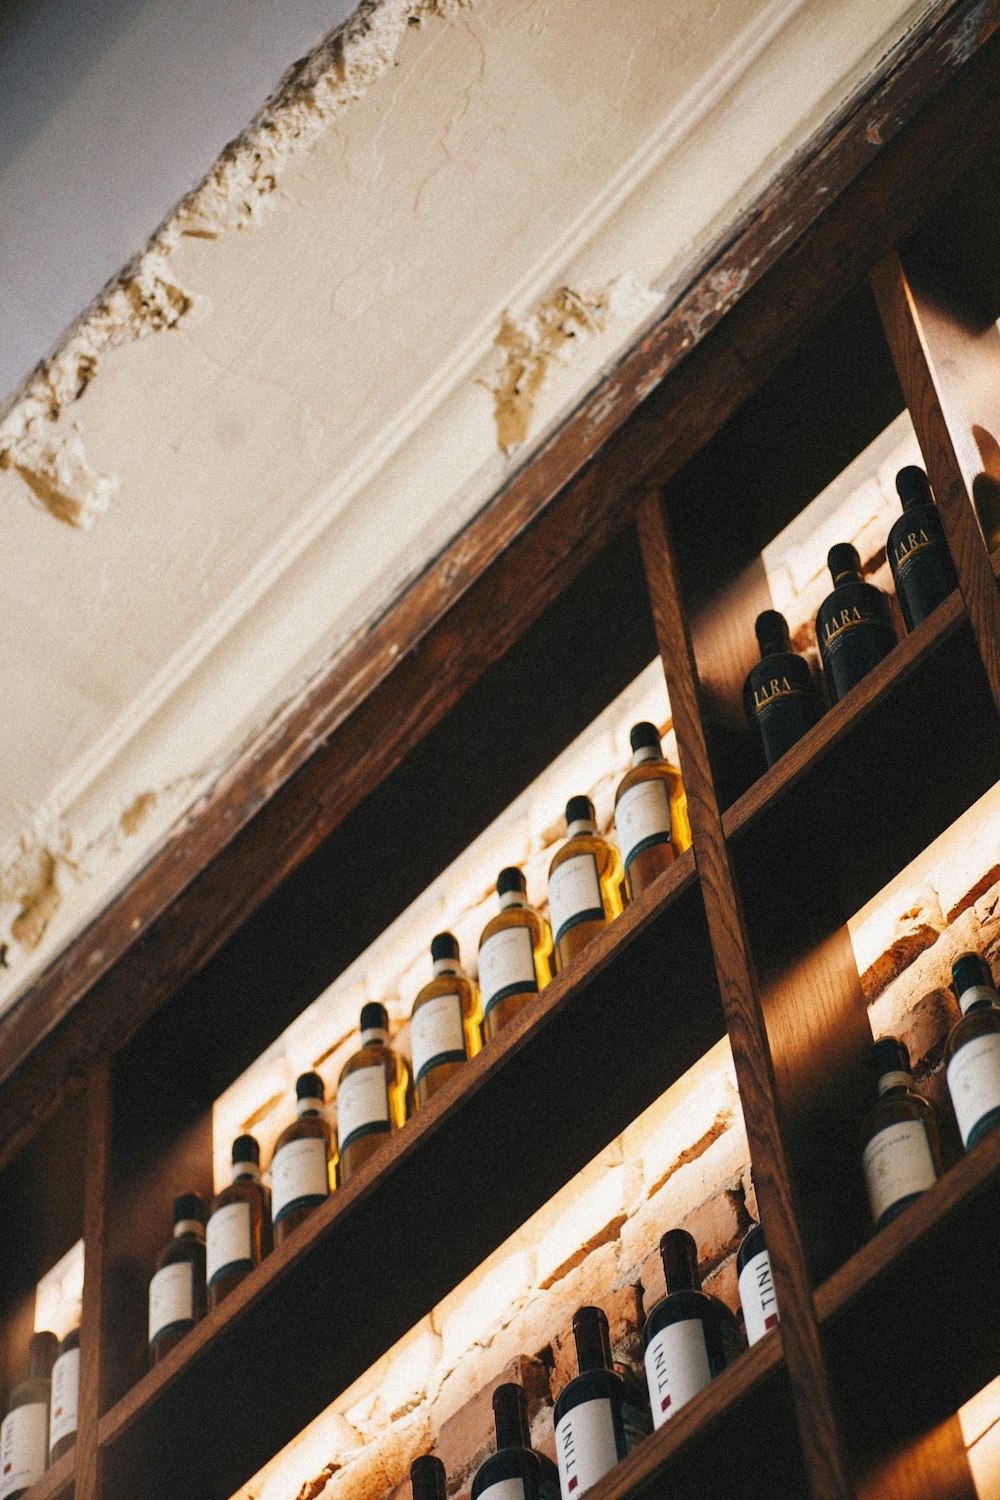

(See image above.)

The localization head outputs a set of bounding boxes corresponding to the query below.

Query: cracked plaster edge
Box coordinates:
[0,0,472,527]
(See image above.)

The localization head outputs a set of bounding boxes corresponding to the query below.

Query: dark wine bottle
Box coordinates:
[736,1221,779,1345]
[471,1383,560,1500]
[553,1306,644,1500]
[0,1332,57,1499]
[816,544,896,702]
[148,1192,207,1366]
[270,1072,333,1244]
[946,952,1000,1150]
[206,1134,272,1309]
[410,1454,447,1500]
[742,611,821,767]
[642,1230,740,1426]
[861,1037,942,1229]
[888,466,958,630]
[48,1326,80,1464]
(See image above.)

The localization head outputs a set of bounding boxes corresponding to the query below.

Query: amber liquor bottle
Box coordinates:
[410,933,482,1108]
[547,797,623,973]
[613,722,692,902]
[337,1002,409,1183]
[742,610,821,768]
[0,1332,57,1499]
[471,1383,560,1500]
[888,466,958,630]
[148,1192,207,1366]
[48,1327,80,1464]
[207,1134,272,1309]
[553,1306,643,1500]
[271,1072,333,1245]
[642,1230,740,1426]
[816,544,896,703]
[478,869,553,1042]
[861,1037,942,1230]
[946,952,1000,1151]
[736,1220,779,1345]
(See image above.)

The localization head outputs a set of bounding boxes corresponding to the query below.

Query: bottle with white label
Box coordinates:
[0,1331,57,1500]
[271,1072,334,1245]
[207,1134,272,1309]
[478,869,553,1043]
[861,1036,941,1230]
[410,933,482,1109]
[736,1221,779,1346]
[553,1306,637,1500]
[642,1229,741,1428]
[410,1453,447,1500]
[946,951,1000,1151]
[148,1192,207,1367]
[48,1326,79,1464]
[613,723,691,902]
[547,797,623,973]
[336,1002,409,1184]
[471,1382,561,1500]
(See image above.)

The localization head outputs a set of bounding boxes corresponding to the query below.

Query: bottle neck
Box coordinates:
[432,958,461,978]
[493,1386,531,1449]
[831,568,862,587]
[499,889,527,912]
[877,1069,913,1097]
[959,982,999,1016]
[573,1308,612,1374]
[174,1218,205,1241]
[232,1162,261,1183]
[297,1095,324,1117]
[361,1025,390,1047]
[631,744,659,767]
[566,818,596,839]
[661,1234,701,1294]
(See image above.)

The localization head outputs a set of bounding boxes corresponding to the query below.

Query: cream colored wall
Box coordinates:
[0,0,939,1012]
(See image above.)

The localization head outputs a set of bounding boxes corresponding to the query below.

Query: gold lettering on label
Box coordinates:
[753,675,798,711]
[894,527,931,566]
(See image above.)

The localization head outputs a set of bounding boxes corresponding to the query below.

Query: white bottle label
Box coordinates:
[479,926,538,1020]
[948,1032,1000,1148]
[862,1119,938,1224]
[271,1135,329,1223]
[616,780,672,873]
[148,1259,195,1343]
[548,853,603,951]
[0,1403,48,1498]
[49,1347,80,1452]
[478,1480,527,1500]
[411,992,467,1086]
[337,1063,391,1153]
[644,1319,712,1426]
[206,1200,253,1286]
[738,1249,780,1345]
[555,1396,619,1499]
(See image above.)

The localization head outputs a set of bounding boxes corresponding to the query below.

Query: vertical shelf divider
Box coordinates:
[78,1060,112,1500]
[636,493,854,1500]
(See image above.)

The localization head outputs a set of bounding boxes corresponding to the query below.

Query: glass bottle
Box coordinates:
[642,1229,741,1427]
[861,1036,942,1230]
[553,1306,643,1500]
[471,1383,560,1500]
[946,952,1000,1151]
[411,1454,447,1500]
[206,1134,272,1309]
[816,543,897,703]
[48,1326,80,1464]
[0,1331,57,1499]
[410,933,482,1108]
[737,1220,779,1346]
[336,1002,409,1183]
[270,1072,334,1245]
[547,797,623,973]
[478,868,553,1042]
[742,610,821,768]
[613,722,692,902]
[148,1193,207,1366]
[888,466,958,630]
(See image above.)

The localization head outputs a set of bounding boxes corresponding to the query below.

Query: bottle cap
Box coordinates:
[629,722,661,754]
[896,466,933,511]
[572,1305,612,1373]
[659,1228,700,1293]
[565,795,594,826]
[873,1036,910,1080]
[828,543,861,585]
[296,1071,325,1102]
[492,1382,530,1449]
[410,1455,447,1500]
[28,1331,58,1371]
[232,1134,260,1166]
[496,867,526,898]
[952,951,994,995]
[431,932,460,963]
[754,610,791,657]
[173,1191,206,1224]
[360,1001,389,1032]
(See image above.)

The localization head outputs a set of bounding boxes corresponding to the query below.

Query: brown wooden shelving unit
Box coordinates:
[3,4,1000,1498]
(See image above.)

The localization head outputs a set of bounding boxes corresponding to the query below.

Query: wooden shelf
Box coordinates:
[24,1450,73,1500]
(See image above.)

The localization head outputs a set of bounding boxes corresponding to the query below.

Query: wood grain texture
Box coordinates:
[857,1417,977,1500]
[637,492,852,1500]
[77,1061,112,1500]
[22,1451,73,1500]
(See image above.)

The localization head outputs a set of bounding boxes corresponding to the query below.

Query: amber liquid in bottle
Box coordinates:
[614,722,691,902]
[207,1134,272,1310]
[478,867,553,1042]
[411,933,482,1108]
[0,1331,57,1499]
[48,1326,80,1464]
[548,796,623,972]
[148,1193,207,1367]
[270,1072,334,1246]
[946,952,1000,1151]
[337,1002,410,1183]
[860,1036,941,1230]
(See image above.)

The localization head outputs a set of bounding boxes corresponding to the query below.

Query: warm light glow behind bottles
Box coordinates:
[33,1238,84,1341]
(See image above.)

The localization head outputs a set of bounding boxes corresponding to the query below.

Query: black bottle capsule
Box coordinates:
[887,466,958,630]
[816,544,896,703]
[742,611,821,768]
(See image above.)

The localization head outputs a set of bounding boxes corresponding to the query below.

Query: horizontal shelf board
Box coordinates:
[24,1449,73,1500]
[98,854,729,1500]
